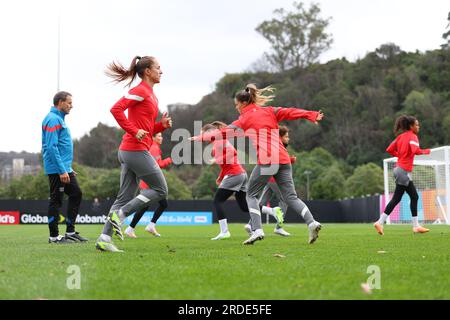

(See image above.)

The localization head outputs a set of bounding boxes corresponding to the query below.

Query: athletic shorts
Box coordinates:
[393,166,412,186]
[219,173,248,192]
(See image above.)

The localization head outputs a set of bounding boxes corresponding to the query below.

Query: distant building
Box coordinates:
[1,158,41,183]
[1,165,13,182]
[12,158,25,179]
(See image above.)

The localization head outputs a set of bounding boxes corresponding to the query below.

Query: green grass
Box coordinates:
[0,224,449,300]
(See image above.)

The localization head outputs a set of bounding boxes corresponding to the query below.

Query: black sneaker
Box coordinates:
[49,235,76,244]
[65,232,89,242]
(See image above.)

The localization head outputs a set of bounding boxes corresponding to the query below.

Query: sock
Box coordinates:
[66,232,75,236]
[99,234,112,243]
[299,205,315,225]
[49,236,58,241]
[219,219,228,233]
[378,213,389,225]
[118,209,126,223]
[412,217,419,228]
[147,222,156,229]
[126,226,134,231]
[261,206,274,217]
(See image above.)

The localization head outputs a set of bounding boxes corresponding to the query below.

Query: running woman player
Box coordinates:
[191,84,324,245]
[245,125,294,237]
[201,121,250,240]
[95,56,172,252]
[124,132,172,238]
[374,115,430,235]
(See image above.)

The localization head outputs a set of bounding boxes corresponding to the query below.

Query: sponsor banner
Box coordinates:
[20,213,107,224]
[123,211,213,226]
[0,211,20,225]
[75,214,107,224]
[380,192,436,222]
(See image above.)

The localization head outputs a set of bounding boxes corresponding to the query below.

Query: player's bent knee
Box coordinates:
[159,200,168,210]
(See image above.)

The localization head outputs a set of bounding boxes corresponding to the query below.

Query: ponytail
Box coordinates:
[235,83,275,106]
[394,115,417,135]
[105,56,155,87]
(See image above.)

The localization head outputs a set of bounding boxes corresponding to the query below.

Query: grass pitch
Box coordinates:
[0,224,449,300]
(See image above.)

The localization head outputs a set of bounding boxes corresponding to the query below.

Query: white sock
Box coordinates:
[308,221,317,228]
[412,217,419,228]
[126,226,134,231]
[378,213,389,225]
[219,219,228,233]
[100,234,112,242]
[66,232,75,236]
[118,209,126,223]
[261,206,274,216]
[147,222,156,229]
[50,236,58,241]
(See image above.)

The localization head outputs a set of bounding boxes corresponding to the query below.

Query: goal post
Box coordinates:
[382,146,450,225]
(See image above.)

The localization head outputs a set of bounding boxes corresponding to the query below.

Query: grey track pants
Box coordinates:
[101,150,168,237]
[247,164,315,230]
[258,181,288,215]
[256,181,288,229]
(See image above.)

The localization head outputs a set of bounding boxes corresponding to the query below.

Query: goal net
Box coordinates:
[382,146,450,225]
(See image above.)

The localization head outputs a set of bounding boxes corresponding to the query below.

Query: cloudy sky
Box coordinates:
[0,0,448,153]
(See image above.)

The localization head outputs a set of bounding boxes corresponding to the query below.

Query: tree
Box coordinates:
[443,112,450,143]
[311,164,346,200]
[442,11,450,49]
[375,43,403,66]
[291,147,339,199]
[164,171,193,200]
[401,90,443,147]
[82,168,121,200]
[192,166,220,200]
[256,2,332,71]
[344,163,384,198]
[74,123,123,169]
[2,170,48,200]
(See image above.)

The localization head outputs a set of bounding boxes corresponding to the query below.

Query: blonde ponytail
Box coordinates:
[236,83,276,106]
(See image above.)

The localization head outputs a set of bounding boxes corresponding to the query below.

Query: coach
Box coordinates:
[41,91,87,244]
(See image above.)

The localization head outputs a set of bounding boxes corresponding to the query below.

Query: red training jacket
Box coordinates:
[212,140,245,184]
[193,104,319,165]
[111,81,166,151]
[150,143,172,169]
[386,130,430,172]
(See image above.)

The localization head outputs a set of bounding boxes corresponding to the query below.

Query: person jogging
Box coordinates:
[124,132,172,238]
[95,56,172,253]
[42,91,87,244]
[201,121,250,240]
[374,115,431,235]
[191,84,324,245]
[244,125,294,237]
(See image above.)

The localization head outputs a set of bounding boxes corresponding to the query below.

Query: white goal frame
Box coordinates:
[383,146,450,225]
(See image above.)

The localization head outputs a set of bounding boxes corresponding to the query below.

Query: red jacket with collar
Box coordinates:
[194,104,319,165]
[212,140,245,184]
[386,130,430,172]
[149,143,172,169]
[139,143,172,190]
[111,81,166,151]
